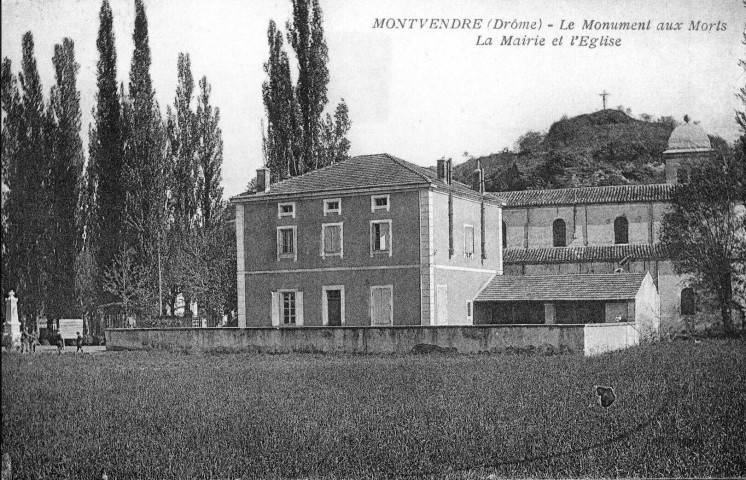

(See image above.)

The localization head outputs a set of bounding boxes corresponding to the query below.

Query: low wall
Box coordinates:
[583,323,639,356]
[105,323,637,355]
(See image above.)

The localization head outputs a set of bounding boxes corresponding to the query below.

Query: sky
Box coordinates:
[2,0,744,197]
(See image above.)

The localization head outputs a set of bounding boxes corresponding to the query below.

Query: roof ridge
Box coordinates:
[381,153,433,183]
[498,182,671,197]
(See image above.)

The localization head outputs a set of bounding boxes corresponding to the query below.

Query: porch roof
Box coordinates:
[475,273,646,302]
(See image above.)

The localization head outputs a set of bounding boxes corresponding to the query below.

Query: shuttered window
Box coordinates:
[322,223,343,257]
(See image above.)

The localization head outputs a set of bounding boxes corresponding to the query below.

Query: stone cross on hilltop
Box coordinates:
[599,90,610,110]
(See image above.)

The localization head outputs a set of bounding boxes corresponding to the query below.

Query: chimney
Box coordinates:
[437,159,447,181]
[437,159,452,185]
[256,167,270,193]
[472,160,485,193]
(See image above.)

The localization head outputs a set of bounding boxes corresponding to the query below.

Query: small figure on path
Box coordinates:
[76,332,83,353]
[56,329,65,354]
[595,385,616,412]
[20,328,30,354]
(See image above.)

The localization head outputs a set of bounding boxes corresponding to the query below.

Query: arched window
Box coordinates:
[614,216,629,245]
[502,221,507,249]
[552,219,566,247]
[681,288,695,315]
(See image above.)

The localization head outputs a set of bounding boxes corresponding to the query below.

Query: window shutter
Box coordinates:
[271,292,280,326]
[296,292,304,326]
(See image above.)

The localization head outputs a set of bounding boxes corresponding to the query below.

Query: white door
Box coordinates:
[370,286,393,325]
[436,285,448,325]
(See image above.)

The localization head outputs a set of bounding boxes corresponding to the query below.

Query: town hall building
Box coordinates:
[230,121,717,334]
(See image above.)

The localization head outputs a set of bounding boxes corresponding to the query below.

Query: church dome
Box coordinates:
[667,123,711,150]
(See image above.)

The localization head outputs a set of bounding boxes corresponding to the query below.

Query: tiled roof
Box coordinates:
[493,183,675,207]
[503,244,669,264]
[232,154,502,203]
[475,273,647,302]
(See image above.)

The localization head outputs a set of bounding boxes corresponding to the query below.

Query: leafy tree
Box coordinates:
[101,246,155,318]
[515,130,545,154]
[659,155,746,334]
[88,0,126,311]
[173,205,236,323]
[48,38,85,320]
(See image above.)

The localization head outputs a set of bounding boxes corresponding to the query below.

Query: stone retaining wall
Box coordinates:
[106,323,640,356]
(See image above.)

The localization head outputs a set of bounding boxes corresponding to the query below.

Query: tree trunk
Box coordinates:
[720,274,734,335]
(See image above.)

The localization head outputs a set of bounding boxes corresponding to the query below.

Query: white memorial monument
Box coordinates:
[3,291,21,351]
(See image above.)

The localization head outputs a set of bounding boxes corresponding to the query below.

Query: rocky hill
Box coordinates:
[452,110,678,191]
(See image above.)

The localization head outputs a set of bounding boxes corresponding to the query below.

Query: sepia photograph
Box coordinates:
[2,0,745,478]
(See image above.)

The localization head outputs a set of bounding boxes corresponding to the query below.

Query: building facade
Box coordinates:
[231,154,503,328]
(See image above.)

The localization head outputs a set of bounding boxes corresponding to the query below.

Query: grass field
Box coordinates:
[2,339,745,479]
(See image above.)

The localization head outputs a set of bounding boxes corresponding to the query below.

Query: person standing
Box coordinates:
[56,330,65,354]
[76,332,83,353]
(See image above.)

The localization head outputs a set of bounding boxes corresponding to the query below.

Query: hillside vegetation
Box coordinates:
[453,110,707,191]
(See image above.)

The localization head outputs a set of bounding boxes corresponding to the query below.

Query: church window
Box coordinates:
[614,216,629,244]
[552,219,566,247]
[681,288,695,315]
[502,221,507,249]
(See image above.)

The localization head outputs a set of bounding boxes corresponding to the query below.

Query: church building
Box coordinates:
[498,121,715,332]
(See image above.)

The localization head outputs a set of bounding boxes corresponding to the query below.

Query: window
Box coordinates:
[677,168,690,184]
[321,223,343,258]
[502,221,507,249]
[277,202,296,219]
[371,220,392,256]
[467,301,473,323]
[614,216,629,244]
[464,225,475,258]
[282,292,296,324]
[324,198,341,216]
[552,219,566,247]
[271,290,304,326]
[371,194,390,213]
[681,287,695,315]
[277,226,297,261]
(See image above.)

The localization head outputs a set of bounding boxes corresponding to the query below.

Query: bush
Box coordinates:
[40,339,49,346]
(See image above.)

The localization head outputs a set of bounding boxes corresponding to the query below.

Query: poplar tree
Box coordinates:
[318,98,351,167]
[196,76,224,227]
[262,20,301,180]
[88,0,126,309]
[264,0,351,179]
[48,38,85,319]
[122,0,168,295]
[167,53,197,233]
[287,0,329,171]
[1,59,22,297]
[4,33,53,320]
